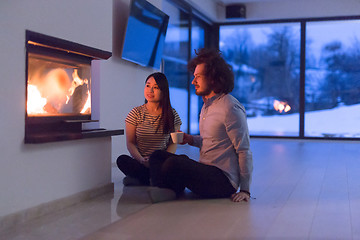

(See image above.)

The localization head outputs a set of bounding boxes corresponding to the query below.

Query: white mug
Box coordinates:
[170,132,184,143]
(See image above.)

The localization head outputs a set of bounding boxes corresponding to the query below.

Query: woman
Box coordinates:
[117,72,182,186]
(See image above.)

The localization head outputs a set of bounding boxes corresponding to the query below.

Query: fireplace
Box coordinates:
[25,30,123,143]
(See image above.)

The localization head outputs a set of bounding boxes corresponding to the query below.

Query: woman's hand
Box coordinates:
[231,191,250,202]
[140,157,149,167]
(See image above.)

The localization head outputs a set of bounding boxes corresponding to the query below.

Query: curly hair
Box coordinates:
[188,48,234,94]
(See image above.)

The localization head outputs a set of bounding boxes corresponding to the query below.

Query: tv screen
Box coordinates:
[122,0,169,69]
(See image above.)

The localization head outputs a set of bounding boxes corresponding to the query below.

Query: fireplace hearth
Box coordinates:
[25,30,123,143]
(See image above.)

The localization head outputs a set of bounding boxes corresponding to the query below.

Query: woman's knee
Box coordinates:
[116,154,131,169]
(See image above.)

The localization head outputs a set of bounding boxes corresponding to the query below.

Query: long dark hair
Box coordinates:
[188,48,234,94]
[145,72,175,134]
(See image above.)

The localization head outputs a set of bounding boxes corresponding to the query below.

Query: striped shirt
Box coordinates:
[125,104,182,158]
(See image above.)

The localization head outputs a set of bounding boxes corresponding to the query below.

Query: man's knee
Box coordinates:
[162,157,184,175]
[151,149,164,156]
[150,150,167,160]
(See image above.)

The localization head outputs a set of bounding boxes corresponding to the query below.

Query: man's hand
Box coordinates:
[231,191,250,202]
[180,133,193,145]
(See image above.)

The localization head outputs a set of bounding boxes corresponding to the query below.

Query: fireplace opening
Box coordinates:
[25,30,113,143]
[27,50,92,117]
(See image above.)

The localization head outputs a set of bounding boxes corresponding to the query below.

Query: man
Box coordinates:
[148,48,253,203]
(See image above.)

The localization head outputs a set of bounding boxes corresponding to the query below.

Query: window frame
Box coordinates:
[217,15,360,141]
[166,1,360,141]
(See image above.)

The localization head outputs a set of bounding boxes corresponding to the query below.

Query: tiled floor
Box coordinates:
[1,139,360,240]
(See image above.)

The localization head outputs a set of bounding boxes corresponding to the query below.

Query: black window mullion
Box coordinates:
[187,12,192,134]
[299,21,306,138]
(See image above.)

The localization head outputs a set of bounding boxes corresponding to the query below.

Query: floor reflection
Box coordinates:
[116,186,151,219]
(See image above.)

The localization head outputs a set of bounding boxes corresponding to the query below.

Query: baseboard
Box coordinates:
[0,182,114,232]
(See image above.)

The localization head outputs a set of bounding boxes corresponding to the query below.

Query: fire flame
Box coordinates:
[273,100,291,113]
[81,90,91,114]
[27,68,90,115]
[27,85,47,114]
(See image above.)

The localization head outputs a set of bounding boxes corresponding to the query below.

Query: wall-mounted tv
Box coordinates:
[122,0,169,69]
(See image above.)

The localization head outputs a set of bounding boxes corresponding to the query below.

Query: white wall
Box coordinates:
[0,0,164,219]
[101,0,163,170]
[0,0,117,219]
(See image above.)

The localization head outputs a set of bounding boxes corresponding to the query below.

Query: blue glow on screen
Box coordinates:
[122,0,169,69]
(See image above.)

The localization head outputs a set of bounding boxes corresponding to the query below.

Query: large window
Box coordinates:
[220,17,360,140]
[189,18,207,134]
[163,2,360,140]
[163,0,190,132]
[220,23,301,137]
[163,0,211,134]
[305,20,360,138]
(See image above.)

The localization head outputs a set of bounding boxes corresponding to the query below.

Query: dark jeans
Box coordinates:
[116,154,150,185]
[149,150,236,198]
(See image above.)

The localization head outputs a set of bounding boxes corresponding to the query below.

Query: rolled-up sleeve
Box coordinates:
[191,135,202,148]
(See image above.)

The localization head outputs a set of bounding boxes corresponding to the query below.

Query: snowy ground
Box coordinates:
[247,103,360,138]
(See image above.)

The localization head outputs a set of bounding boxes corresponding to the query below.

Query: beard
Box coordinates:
[195,85,213,96]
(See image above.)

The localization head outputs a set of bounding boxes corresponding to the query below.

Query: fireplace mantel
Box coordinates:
[26,30,112,60]
[25,128,124,144]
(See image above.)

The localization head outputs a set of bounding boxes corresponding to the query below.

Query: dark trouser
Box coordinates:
[116,154,150,185]
[149,150,236,198]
